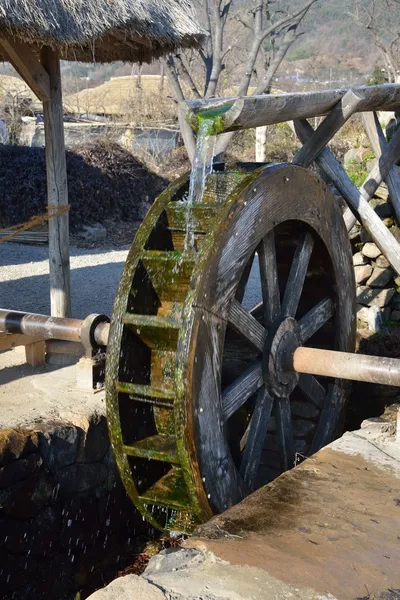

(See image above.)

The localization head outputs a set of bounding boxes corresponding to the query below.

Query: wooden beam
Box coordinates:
[185,85,400,132]
[0,38,50,102]
[41,47,71,317]
[294,118,400,275]
[363,111,400,223]
[0,333,43,352]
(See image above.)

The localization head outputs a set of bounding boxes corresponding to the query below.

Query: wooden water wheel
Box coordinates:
[105,163,356,532]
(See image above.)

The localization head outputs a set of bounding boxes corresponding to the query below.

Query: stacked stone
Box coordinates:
[0,417,150,600]
[350,186,400,330]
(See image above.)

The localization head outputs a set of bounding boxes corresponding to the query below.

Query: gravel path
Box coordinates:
[0,242,261,319]
[0,243,129,319]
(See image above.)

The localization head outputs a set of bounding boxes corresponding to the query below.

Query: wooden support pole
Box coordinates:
[41,47,71,317]
[255,126,267,162]
[293,90,365,167]
[362,111,400,223]
[25,341,46,367]
[342,123,400,230]
[294,118,400,275]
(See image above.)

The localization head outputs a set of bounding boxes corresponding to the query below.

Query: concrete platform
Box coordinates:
[89,410,400,600]
[0,346,105,429]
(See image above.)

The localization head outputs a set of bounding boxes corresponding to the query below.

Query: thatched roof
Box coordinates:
[0,0,205,63]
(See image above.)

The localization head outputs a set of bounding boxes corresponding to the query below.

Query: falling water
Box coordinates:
[184,117,216,252]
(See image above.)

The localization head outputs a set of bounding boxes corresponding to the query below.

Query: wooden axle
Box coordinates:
[292,347,400,387]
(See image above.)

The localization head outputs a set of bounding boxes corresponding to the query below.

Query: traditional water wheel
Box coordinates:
[105,162,356,532]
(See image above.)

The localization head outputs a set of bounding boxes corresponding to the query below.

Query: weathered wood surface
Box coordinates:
[298,298,333,342]
[222,361,263,422]
[240,387,273,490]
[0,333,44,352]
[258,233,281,327]
[25,341,46,367]
[229,299,267,353]
[281,232,314,318]
[294,118,400,275]
[185,85,400,132]
[293,89,365,167]
[363,111,400,224]
[274,397,295,471]
[41,47,71,317]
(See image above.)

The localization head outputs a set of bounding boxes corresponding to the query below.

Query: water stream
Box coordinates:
[184,117,216,253]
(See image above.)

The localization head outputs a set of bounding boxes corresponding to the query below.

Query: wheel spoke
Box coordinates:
[281,232,314,318]
[298,298,334,342]
[229,299,267,353]
[258,231,281,327]
[222,361,263,422]
[298,374,326,409]
[274,397,295,471]
[236,251,255,303]
[240,387,274,491]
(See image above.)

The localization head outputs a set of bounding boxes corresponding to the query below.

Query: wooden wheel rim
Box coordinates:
[177,164,356,515]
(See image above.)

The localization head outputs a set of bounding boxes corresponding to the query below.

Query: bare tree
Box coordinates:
[351,0,400,84]
[163,0,320,161]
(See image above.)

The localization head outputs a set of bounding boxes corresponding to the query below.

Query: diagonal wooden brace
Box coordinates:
[294,118,400,275]
[293,89,365,167]
[363,111,400,223]
[0,38,50,102]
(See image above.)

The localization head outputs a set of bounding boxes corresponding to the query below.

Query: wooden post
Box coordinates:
[255,126,267,162]
[41,47,71,317]
[362,111,400,223]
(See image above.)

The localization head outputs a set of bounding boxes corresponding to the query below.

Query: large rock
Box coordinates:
[376,255,390,268]
[354,265,372,284]
[2,475,55,519]
[38,423,80,471]
[357,286,395,307]
[79,414,110,463]
[353,252,368,266]
[0,453,42,488]
[85,574,165,600]
[54,463,108,494]
[361,243,381,259]
[0,429,39,467]
[366,267,394,288]
[79,224,107,243]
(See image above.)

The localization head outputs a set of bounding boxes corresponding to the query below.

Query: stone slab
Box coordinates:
[88,416,400,600]
[0,346,105,429]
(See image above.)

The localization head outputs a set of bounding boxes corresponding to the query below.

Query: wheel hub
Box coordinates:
[263,317,301,398]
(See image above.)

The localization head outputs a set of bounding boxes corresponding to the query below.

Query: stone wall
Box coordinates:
[350,185,400,331]
[0,415,151,600]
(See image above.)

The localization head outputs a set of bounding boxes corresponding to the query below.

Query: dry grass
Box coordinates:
[64,75,175,119]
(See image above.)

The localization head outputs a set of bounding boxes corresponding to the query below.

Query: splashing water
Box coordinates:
[184,117,216,252]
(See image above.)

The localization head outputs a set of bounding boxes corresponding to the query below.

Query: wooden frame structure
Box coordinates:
[185,84,400,275]
[0,39,71,317]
